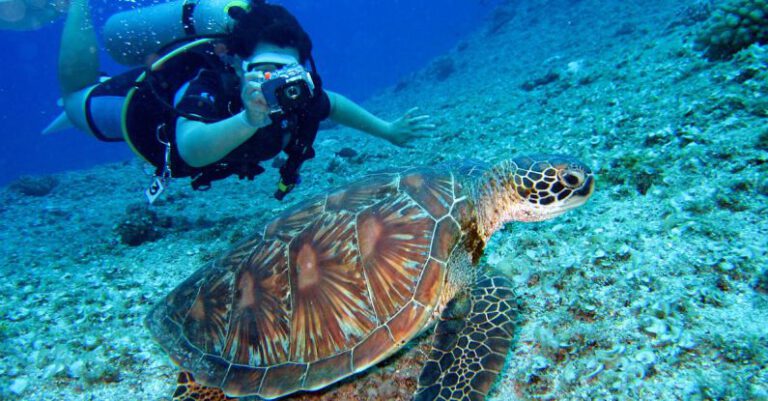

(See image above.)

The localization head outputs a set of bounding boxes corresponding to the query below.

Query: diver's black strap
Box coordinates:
[279,113,316,187]
[182,1,198,36]
[191,163,266,190]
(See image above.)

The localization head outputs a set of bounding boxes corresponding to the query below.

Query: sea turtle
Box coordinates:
[146,154,594,401]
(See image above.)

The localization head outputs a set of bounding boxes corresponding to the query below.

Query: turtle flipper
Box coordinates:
[413,276,517,401]
[173,371,234,401]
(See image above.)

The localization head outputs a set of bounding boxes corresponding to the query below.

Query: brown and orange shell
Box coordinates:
[146,166,476,399]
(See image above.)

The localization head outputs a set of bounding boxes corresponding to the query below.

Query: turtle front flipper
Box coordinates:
[173,371,235,401]
[414,276,518,401]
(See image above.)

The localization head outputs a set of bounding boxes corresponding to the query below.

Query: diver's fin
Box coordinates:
[173,371,234,401]
[41,112,74,135]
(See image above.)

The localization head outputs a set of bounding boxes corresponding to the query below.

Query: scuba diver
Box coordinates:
[51,0,434,202]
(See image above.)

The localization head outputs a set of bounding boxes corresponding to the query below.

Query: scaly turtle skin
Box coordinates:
[146,154,594,401]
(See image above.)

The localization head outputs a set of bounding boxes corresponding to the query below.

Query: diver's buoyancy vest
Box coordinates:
[122,38,323,191]
[122,38,231,174]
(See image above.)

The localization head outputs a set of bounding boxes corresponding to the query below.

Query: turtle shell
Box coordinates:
[146,166,475,399]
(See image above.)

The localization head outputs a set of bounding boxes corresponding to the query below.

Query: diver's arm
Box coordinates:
[176,73,271,168]
[175,114,264,168]
[326,90,392,140]
[325,90,434,147]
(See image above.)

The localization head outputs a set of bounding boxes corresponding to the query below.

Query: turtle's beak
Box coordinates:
[553,170,594,215]
[576,174,595,198]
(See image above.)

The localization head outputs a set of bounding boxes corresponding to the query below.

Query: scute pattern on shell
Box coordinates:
[288,212,377,362]
[225,239,291,366]
[358,192,435,322]
[146,164,479,398]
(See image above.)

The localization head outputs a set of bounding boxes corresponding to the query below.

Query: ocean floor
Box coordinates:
[1,0,767,400]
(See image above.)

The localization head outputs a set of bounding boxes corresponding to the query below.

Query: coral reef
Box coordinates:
[113,204,167,246]
[427,56,456,81]
[730,43,768,93]
[8,175,58,197]
[488,4,517,35]
[520,71,560,91]
[695,0,768,60]
[335,147,359,159]
[754,269,768,294]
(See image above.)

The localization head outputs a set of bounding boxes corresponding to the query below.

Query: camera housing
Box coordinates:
[253,64,316,116]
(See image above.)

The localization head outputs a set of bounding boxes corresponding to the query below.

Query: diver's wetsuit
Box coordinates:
[176,68,331,174]
[83,66,330,189]
[173,68,331,188]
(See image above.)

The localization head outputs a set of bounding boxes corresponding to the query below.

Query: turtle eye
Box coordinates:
[560,169,585,189]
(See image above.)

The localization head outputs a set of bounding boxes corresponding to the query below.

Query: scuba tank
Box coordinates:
[103,0,250,66]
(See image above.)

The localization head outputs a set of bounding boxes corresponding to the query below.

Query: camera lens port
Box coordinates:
[284,85,302,100]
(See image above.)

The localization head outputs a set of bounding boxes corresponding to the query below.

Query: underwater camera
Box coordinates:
[254,64,316,116]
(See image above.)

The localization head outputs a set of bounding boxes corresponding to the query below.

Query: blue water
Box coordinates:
[0,0,497,186]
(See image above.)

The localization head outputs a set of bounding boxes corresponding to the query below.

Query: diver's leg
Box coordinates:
[58,0,100,94]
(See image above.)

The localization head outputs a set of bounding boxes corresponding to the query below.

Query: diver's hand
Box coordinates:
[385,107,435,147]
[240,72,271,128]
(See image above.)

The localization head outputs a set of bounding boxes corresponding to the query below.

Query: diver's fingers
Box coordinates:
[244,81,263,98]
[413,123,436,131]
[242,80,256,94]
[404,107,420,117]
[252,94,267,106]
[407,115,431,123]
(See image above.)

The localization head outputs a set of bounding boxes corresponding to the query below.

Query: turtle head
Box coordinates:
[475,154,594,236]
[505,154,594,222]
